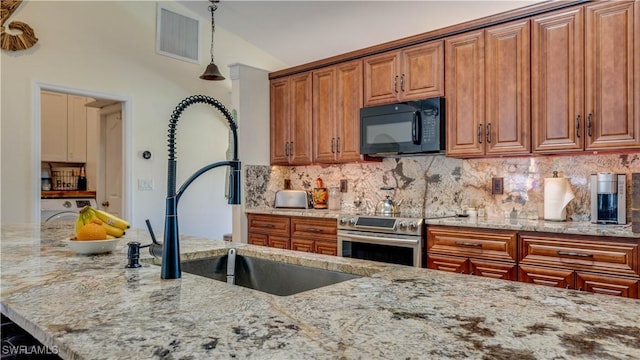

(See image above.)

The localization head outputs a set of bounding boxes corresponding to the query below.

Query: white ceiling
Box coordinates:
[180,1,542,68]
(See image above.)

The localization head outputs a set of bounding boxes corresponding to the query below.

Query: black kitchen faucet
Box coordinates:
[160,95,241,279]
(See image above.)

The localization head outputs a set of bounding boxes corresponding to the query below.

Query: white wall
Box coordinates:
[1,1,286,240]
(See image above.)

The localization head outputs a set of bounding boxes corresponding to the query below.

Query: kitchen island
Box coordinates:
[1,223,639,359]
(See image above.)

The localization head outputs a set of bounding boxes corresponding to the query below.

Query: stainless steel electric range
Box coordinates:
[337,215,424,267]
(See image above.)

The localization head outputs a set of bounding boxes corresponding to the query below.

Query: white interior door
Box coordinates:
[101,109,123,217]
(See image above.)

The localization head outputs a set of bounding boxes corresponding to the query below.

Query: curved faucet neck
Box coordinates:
[161,95,241,280]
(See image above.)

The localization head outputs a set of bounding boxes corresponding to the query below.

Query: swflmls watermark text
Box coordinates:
[2,344,59,355]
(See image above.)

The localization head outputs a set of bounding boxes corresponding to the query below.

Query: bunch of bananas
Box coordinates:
[75,206,130,239]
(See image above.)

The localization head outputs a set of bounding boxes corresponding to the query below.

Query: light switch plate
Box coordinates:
[138,179,154,191]
[492,177,503,194]
[340,179,348,192]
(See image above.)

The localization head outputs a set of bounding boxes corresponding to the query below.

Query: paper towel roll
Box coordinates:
[544,177,575,221]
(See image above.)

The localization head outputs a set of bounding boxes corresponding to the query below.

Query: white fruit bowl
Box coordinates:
[64,238,120,255]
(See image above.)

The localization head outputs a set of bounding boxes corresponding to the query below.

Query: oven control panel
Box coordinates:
[338,216,423,236]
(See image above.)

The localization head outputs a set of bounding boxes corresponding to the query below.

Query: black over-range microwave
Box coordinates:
[360,97,445,156]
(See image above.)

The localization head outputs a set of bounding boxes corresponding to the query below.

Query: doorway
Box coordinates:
[34,83,132,222]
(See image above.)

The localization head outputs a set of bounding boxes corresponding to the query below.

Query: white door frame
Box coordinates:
[32,82,133,223]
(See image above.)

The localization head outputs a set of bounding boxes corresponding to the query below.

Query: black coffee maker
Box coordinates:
[590,173,626,224]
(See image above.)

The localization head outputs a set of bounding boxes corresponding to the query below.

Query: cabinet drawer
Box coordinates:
[519,264,575,289]
[315,241,338,256]
[248,232,268,247]
[519,234,640,277]
[291,238,314,253]
[427,226,517,262]
[248,214,290,237]
[576,272,639,299]
[291,217,337,242]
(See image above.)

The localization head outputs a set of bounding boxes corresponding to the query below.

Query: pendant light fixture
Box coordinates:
[200,0,225,80]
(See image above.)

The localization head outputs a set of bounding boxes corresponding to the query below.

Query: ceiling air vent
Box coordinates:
[156,4,200,64]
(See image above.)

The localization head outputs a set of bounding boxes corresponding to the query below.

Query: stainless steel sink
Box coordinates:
[179,254,361,296]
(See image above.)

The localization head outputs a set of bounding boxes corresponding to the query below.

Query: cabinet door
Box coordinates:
[248,232,268,246]
[519,234,640,277]
[576,272,639,298]
[291,238,314,253]
[519,264,575,289]
[289,72,313,165]
[67,95,88,162]
[427,254,468,274]
[532,7,584,153]
[445,31,485,157]
[313,67,337,163]
[485,20,531,156]
[427,226,517,263]
[291,216,337,242]
[270,78,290,165]
[315,241,337,256]
[41,91,68,162]
[363,51,400,106]
[335,60,363,163]
[470,259,518,281]
[268,235,290,250]
[584,1,640,150]
[400,41,444,101]
[247,214,290,237]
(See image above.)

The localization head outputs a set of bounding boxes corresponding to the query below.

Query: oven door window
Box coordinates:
[342,241,415,267]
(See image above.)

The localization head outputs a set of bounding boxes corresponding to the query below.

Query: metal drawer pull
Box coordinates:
[576,114,581,137]
[477,125,483,144]
[394,76,399,93]
[587,113,592,137]
[260,224,275,228]
[331,138,335,153]
[557,251,593,258]
[455,241,482,247]
[306,228,323,233]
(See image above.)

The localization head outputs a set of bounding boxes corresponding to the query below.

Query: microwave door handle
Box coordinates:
[412,111,422,144]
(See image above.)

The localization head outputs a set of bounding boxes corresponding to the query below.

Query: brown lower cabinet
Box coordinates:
[247,213,338,256]
[426,226,518,281]
[247,214,290,248]
[427,225,640,299]
[519,232,640,299]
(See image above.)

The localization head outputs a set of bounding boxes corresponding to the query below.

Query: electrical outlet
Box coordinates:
[138,179,154,191]
[492,177,503,194]
[340,179,348,192]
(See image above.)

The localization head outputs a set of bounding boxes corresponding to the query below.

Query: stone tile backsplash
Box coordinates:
[245,153,640,221]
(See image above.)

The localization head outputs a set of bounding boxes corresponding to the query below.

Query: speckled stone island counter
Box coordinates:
[1,223,639,360]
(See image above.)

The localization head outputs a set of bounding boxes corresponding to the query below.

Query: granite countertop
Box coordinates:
[1,222,639,360]
[246,207,639,238]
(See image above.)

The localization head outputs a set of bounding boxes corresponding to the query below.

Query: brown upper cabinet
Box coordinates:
[363,41,444,106]
[312,60,364,163]
[270,72,313,165]
[446,20,531,157]
[532,2,640,153]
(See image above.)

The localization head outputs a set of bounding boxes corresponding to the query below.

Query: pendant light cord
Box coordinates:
[208,0,219,62]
